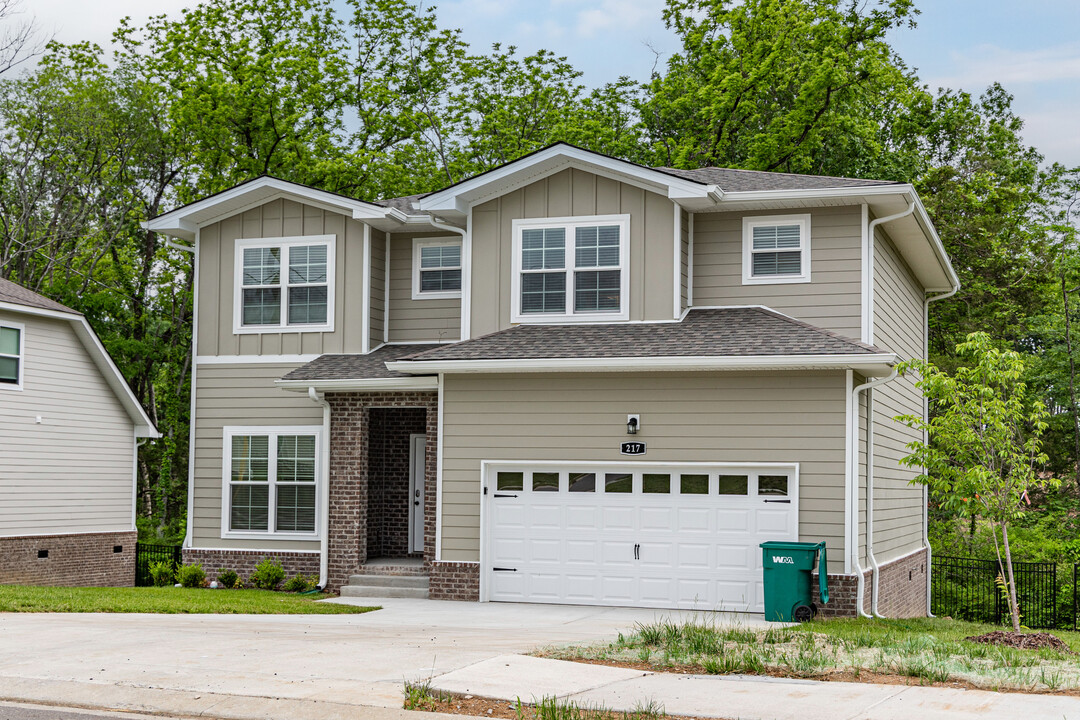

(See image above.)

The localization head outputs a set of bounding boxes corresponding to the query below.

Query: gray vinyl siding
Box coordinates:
[387,232,462,344]
[370,229,386,348]
[190,363,322,552]
[871,229,926,561]
[469,168,677,337]
[440,371,849,574]
[681,209,690,311]
[0,311,134,536]
[196,199,369,357]
[692,206,863,338]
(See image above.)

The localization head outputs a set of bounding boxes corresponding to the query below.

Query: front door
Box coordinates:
[408,434,426,554]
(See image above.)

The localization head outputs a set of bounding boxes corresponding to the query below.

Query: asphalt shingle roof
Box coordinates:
[0,277,79,314]
[654,166,901,192]
[374,193,429,213]
[280,344,439,382]
[401,308,882,363]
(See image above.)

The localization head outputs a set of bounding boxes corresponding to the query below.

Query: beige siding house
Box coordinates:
[0,279,158,586]
[148,145,957,618]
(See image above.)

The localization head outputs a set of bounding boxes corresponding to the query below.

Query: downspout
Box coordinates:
[922,286,958,616]
[426,215,469,342]
[309,387,331,589]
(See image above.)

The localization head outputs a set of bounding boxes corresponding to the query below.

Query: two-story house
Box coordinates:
[147,144,958,617]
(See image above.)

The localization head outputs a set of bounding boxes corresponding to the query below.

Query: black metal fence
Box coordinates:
[931,555,1070,630]
[134,543,182,586]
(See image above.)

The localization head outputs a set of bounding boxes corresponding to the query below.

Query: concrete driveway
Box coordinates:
[0,597,763,715]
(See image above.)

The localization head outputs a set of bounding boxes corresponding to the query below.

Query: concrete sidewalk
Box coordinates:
[430,654,1080,720]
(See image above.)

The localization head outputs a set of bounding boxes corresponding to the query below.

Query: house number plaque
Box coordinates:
[620,442,646,456]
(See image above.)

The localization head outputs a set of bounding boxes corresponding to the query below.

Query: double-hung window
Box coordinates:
[234,235,335,333]
[223,426,321,538]
[412,238,462,299]
[742,214,811,284]
[0,322,23,389]
[512,215,630,322]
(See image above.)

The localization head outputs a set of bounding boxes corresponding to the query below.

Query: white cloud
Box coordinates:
[930,42,1080,88]
[1020,109,1080,167]
[28,0,192,50]
[574,0,662,39]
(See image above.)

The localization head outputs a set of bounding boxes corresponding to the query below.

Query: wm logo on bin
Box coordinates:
[772,556,795,564]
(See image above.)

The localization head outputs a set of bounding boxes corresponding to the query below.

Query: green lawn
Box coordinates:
[0,585,377,615]
[540,617,1080,693]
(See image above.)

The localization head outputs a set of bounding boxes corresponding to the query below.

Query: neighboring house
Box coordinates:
[147,143,958,617]
[0,278,159,586]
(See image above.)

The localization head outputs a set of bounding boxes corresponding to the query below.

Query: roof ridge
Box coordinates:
[656,165,900,185]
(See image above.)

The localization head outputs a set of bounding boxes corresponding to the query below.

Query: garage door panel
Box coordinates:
[486,464,797,612]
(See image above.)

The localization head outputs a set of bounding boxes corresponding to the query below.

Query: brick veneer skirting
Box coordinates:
[0,531,136,587]
[182,549,320,583]
[814,548,928,618]
[429,561,480,601]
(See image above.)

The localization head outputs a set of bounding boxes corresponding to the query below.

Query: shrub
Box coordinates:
[283,574,318,593]
[250,557,286,590]
[176,563,207,588]
[148,560,176,587]
[217,569,240,589]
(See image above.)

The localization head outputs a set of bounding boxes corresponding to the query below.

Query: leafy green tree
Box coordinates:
[897,332,1054,631]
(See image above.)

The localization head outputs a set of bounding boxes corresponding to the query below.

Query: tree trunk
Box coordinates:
[1001,522,1021,632]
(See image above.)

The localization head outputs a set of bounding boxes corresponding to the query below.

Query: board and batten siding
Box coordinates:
[196,198,369,357]
[387,232,462,343]
[692,206,863,338]
[439,371,850,574]
[190,363,322,551]
[0,311,135,536]
[680,208,690,311]
[370,229,386,347]
[871,229,927,561]
[469,168,677,337]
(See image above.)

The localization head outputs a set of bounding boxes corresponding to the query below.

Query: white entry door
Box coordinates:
[484,464,798,612]
[409,434,426,554]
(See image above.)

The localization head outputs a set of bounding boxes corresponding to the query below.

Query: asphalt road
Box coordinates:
[0,703,192,720]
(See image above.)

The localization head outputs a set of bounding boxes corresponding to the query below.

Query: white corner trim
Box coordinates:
[231,235,337,336]
[462,208,473,340]
[741,214,811,285]
[362,224,372,354]
[383,232,391,344]
[672,201,682,319]
[411,236,463,301]
[387,352,897,375]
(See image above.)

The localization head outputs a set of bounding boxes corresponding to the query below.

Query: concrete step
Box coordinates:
[339,584,429,599]
[347,574,429,589]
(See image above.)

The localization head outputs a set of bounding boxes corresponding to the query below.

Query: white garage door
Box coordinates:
[483,464,798,612]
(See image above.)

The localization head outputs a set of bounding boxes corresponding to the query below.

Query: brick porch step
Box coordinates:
[341,573,429,599]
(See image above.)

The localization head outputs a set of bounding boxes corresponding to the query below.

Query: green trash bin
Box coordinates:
[759,541,829,622]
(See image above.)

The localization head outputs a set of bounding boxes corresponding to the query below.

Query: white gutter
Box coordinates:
[857,368,900,618]
[387,353,897,375]
[276,376,439,392]
[309,387,332,590]
[865,201,916,345]
[922,286,959,615]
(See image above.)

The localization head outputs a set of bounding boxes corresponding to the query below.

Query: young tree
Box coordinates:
[897,332,1054,631]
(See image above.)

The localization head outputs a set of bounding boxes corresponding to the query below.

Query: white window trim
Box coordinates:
[412,236,463,300]
[741,214,811,285]
[0,320,24,391]
[232,235,336,334]
[511,214,631,324]
[220,425,324,541]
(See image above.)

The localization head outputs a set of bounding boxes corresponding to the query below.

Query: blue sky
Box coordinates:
[31,0,1080,166]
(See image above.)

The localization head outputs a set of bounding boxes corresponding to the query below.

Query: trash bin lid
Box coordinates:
[759,541,825,551]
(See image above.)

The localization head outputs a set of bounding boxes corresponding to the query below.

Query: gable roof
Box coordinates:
[654,166,902,192]
[0,279,159,437]
[380,307,895,376]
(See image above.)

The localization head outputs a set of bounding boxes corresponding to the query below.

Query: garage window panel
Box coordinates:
[533,472,560,492]
[718,474,750,495]
[569,473,596,492]
[604,473,632,493]
[679,474,709,494]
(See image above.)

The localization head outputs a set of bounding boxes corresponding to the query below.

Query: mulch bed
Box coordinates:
[964,631,1077,654]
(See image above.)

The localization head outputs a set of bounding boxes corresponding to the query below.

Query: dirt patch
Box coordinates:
[417,692,710,719]
[965,631,1077,654]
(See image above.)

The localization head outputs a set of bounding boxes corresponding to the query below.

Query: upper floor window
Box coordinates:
[234,235,335,334]
[412,237,462,300]
[511,214,630,323]
[223,426,321,538]
[0,322,23,389]
[742,214,811,285]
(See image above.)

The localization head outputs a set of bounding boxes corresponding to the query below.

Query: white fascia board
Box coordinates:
[417,145,715,213]
[0,301,159,437]
[145,177,388,239]
[386,353,897,375]
[275,376,440,392]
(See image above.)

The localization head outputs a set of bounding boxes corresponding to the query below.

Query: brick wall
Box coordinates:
[430,561,480,601]
[814,549,928,618]
[183,548,320,583]
[325,391,437,591]
[367,407,426,558]
[0,531,136,586]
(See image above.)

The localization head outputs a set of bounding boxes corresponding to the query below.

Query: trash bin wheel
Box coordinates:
[792,604,814,623]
